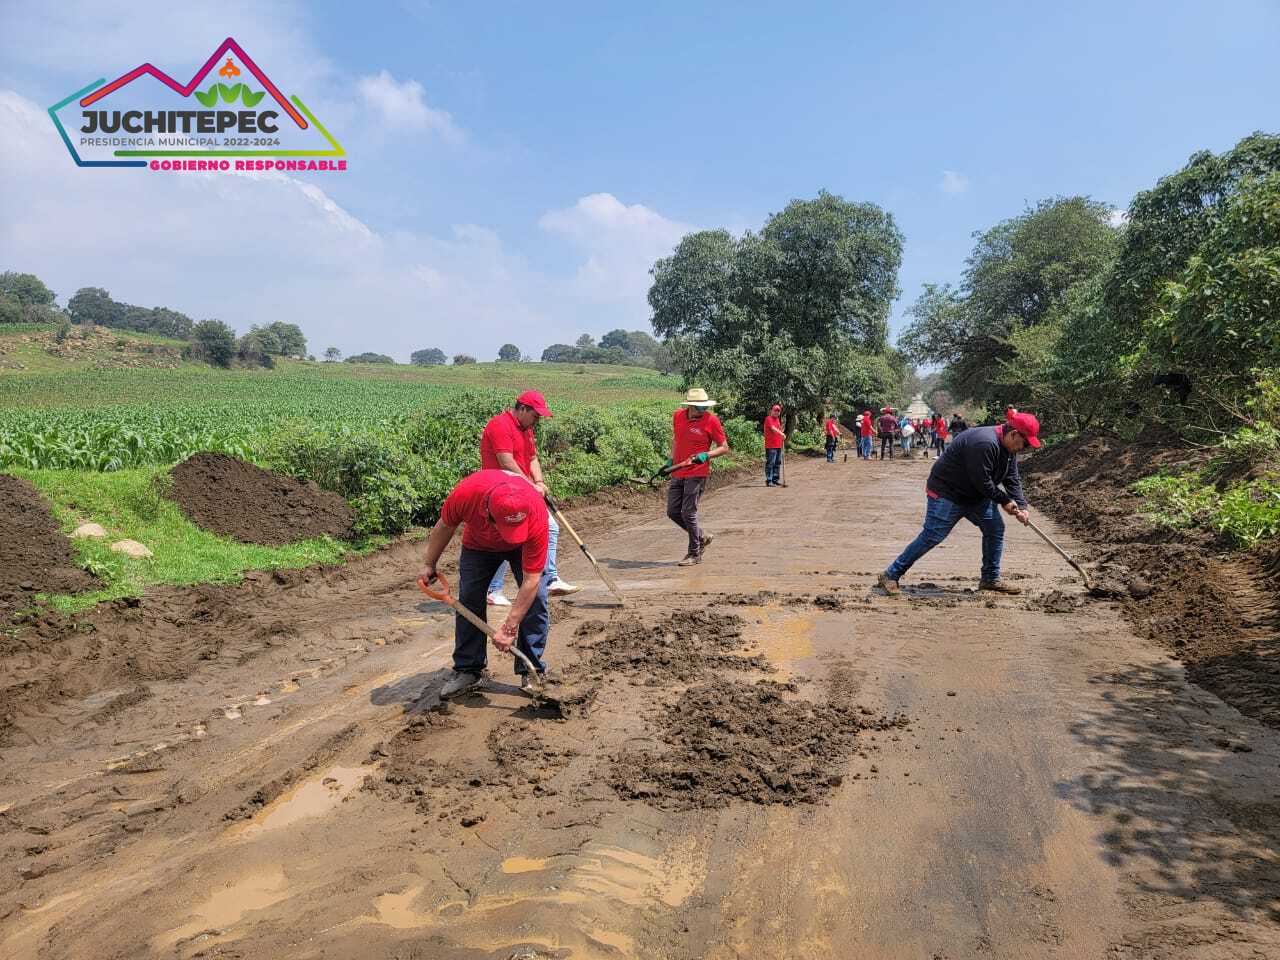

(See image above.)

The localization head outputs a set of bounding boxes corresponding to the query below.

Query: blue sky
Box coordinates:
[1,1,1277,360]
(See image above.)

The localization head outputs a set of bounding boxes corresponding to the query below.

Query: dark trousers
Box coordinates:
[764,447,783,484]
[455,546,550,676]
[825,438,837,461]
[667,476,708,556]
[879,432,895,459]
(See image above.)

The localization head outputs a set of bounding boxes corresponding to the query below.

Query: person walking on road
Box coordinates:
[877,407,899,460]
[932,413,948,456]
[898,413,914,457]
[668,388,730,566]
[859,409,874,460]
[824,414,840,462]
[878,412,1043,596]
[949,412,968,436]
[419,470,553,698]
[763,404,786,485]
[480,390,579,606]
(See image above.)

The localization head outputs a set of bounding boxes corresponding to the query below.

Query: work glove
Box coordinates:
[692,452,710,465]
[662,458,674,471]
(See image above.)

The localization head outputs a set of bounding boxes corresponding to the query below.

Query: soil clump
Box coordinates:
[0,474,98,619]
[1025,431,1280,728]
[574,610,770,683]
[166,452,354,545]
[612,679,906,810]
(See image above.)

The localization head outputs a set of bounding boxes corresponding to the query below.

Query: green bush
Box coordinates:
[1207,423,1280,482]
[1132,473,1214,529]
[1213,476,1280,547]
[721,417,763,456]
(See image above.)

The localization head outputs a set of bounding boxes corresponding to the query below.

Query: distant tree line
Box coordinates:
[540,329,673,370]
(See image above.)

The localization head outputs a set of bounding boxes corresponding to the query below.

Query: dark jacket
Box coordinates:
[926,425,1027,508]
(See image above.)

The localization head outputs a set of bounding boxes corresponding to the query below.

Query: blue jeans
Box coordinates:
[458,546,550,676]
[900,434,913,453]
[825,439,837,462]
[489,512,560,593]
[859,436,872,459]
[765,448,782,484]
[885,495,1006,583]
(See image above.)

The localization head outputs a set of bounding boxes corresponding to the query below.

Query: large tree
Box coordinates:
[0,271,55,307]
[189,320,236,368]
[67,287,124,326]
[411,347,447,365]
[650,192,903,429]
[898,196,1121,410]
[497,343,521,362]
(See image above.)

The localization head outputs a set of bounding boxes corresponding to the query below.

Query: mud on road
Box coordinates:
[3,456,1279,959]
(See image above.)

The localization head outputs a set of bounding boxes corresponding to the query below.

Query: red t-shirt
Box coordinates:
[859,414,873,437]
[672,408,726,478]
[480,410,536,475]
[934,417,948,439]
[825,418,840,438]
[763,415,784,450]
[441,470,549,572]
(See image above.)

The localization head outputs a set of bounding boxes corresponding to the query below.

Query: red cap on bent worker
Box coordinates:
[487,481,536,544]
[515,389,553,418]
[1006,412,1042,448]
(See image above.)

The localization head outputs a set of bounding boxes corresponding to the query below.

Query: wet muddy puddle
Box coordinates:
[230,765,371,839]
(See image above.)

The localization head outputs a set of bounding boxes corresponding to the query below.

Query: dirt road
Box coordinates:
[3,456,1278,959]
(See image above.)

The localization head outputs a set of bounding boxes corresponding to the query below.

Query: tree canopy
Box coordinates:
[497,343,521,362]
[411,348,447,365]
[649,191,904,425]
[346,352,395,364]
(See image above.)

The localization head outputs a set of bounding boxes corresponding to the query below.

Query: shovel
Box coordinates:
[416,575,551,702]
[543,494,626,606]
[626,462,674,488]
[997,486,1093,589]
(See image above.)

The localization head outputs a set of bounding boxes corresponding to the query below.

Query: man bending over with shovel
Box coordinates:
[878,412,1042,596]
[668,388,730,566]
[419,470,552,698]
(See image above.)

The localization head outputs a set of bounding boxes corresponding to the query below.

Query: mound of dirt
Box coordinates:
[1025,432,1280,728]
[371,714,576,824]
[612,679,906,810]
[573,610,771,683]
[0,475,97,618]
[167,453,354,546]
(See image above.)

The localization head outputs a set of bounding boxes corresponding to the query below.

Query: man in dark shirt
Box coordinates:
[878,412,1042,595]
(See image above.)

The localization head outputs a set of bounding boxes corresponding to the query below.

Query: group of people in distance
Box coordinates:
[419,387,1041,703]
[847,408,970,461]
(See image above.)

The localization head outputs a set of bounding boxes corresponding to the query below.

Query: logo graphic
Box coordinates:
[49,37,346,172]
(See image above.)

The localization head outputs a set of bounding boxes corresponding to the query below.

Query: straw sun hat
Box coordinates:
[681,388,718,407]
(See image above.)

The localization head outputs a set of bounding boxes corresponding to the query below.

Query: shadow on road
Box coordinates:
[1059,664,1280,927]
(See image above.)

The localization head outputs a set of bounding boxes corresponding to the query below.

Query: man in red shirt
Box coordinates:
[824,414,840,462]
[932,413,948,455]
[419,470,551,698]
[858,409,874,460]
[877,407,899,460]
[480,390,579,605]
[763,404,786,485]
[668,388,730,565]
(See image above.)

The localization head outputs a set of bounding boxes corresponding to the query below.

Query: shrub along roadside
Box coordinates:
[1133,470,1280,548]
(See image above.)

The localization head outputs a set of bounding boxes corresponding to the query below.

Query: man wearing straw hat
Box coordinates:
[667,388,730,566]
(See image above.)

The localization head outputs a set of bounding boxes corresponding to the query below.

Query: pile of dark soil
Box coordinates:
[1025,431,1280,728]
[612,679,905,810]
[167,453,354,545]
[0,475,97,618]
[371,715,576,824]
[573,610,770,683]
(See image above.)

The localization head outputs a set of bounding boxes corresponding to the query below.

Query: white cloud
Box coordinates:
[1108,208,1130,228]
[356,70,462,143]
[539,193,692,309]
[0,90,679,361]
[939,170,971,195]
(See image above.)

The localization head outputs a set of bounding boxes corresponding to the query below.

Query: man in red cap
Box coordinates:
[858,409,874,460]
[823,413,840,462]
[480,389,579,606]
[878,411,1042,596]
[419,469,552,698]
[763,404,786,486]
[877,407,899,460]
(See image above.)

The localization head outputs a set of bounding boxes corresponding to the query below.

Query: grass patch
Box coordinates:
[13,466,375,611]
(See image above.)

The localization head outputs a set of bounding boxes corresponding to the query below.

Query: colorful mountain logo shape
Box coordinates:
[49,37,344,168]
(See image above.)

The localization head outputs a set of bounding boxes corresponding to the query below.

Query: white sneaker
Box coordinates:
[547,579,581,597]
[487,592,511,607]
[440,671,482,698]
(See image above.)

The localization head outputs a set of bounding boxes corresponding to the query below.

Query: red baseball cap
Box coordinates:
[770,404,781,413]
[487,480,537,543]
[1006,412,1041,447]
[515,390,553,418]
